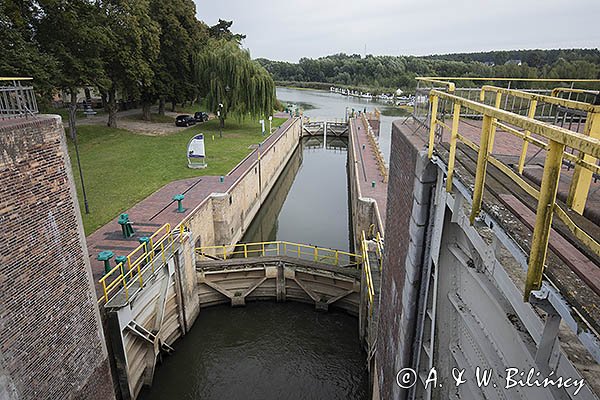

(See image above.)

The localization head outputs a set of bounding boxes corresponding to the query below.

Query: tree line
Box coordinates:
[1,1,275,128]
[256,49,600,93]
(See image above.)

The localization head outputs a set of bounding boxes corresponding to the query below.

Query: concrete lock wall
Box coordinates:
[105,117,303,399]
[375,121,598,400]
[0,116,115,400]
[347,120,384,250]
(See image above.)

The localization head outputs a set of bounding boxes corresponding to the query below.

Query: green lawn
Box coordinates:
[68,117,286,235]
[123,113,175,123]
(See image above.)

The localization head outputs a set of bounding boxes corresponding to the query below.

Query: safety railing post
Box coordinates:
[446,102,461,192]
[524,139,565,300]
[566,111,599,214]
[223,246,227,260]
[470,114,494,224]
[314,246,318,262]
[518,99,538,174]
[244,244,248,258]
[428,95,439,159]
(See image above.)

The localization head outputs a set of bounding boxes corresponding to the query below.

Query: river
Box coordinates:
[139,88,371,400]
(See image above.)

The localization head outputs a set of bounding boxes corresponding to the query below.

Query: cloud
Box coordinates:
[195,0,600,61]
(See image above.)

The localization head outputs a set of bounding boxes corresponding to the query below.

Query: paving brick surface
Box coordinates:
[350,117,388,227]
[87,117,293,294]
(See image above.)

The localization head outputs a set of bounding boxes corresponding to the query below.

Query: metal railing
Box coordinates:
[0,77,38,119]
[414,77,600,130]
[360,113,389,182]
[98,223,186,303]
[361,231,377,315]
[196,241,362,269]
[425,80,600,301]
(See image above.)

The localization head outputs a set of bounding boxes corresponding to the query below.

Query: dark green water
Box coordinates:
[139,137,367,400]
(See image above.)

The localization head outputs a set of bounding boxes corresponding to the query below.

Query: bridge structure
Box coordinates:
[375,77,600,400]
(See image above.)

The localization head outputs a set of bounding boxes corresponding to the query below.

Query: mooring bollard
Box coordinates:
[372,181,376,188]
[118,213,135,238]
[362,144,365,150]
[115,255,127,281]
[220,176,224,183]
[172,194,185,213]
[97,250,114,274]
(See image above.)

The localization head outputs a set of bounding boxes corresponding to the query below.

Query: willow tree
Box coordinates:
[195,40,276,128]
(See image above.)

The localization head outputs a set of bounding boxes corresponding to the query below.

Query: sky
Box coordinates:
[195,0,600,62]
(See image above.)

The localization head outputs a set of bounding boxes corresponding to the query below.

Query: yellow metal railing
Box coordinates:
[426,81,600,301]
[361,231,378,315]
[196,241,362,268]
[98,223,187,304]
[360,113,389,182]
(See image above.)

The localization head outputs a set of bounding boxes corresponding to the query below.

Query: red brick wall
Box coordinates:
[0,116,115,399]
[376,121,425,400]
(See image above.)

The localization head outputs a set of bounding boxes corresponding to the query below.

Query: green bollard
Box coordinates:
[372,181,376,188]
[118,213,135,238]
[172,194,185,213]
[115,255,128,281]
[97,250,114,274]
[219,176,224,183]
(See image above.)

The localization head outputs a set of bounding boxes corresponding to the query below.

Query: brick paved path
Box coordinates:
[87,117,293,293]
[350,117,388,228]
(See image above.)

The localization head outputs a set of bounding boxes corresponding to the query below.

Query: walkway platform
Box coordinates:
[350,117,388,228]
[87,116,293,296]
[400,118,600,333]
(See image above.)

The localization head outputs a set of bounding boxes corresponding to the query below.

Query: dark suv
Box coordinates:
[194,112,209,122]
[175,115,196,127]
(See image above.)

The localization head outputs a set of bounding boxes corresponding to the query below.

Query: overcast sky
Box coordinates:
[195,0,600,62]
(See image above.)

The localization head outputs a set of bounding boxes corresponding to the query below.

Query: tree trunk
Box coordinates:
[158,97,165,116]
[107,88,118,128]
[171,100,176,112]
[142,101,151,121]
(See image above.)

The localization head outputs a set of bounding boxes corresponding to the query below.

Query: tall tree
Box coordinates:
[144,0,209,119]
[208,19,246,44]
[98,0,160,128]
[195,40,275,128]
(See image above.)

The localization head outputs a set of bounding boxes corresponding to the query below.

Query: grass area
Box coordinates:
[123,113,175,123]
[68,117,286,235]
[278,99,316,111]
[380,105,413,117]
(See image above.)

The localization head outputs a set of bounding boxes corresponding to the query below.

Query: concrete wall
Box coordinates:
[0,116,115,400]
[347,119,384,250]
[105,118,303,400]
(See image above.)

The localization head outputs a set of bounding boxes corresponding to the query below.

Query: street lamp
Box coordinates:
[217,103,223,138]
[68,103,90,214]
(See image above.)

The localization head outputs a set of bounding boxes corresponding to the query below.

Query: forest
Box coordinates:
[257,49,600,92]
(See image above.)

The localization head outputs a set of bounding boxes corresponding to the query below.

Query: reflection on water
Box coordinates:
[242,136,350,251]
[277,86,400,163]
[139,103,366,400]
[139,303,368,400]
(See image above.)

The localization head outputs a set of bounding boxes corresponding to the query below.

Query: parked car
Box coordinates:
[194,112,209,122]
[175,115,196,127]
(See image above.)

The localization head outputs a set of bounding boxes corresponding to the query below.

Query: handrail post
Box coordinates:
[517,99,538,174]
[524,139,565,300]
[314,246,318,262]
[470,114,494,224]
[566,111,599,214]
[428,95,439,159]
[244,244,248,258]
[446,102,461,192]
[223,246,227,260]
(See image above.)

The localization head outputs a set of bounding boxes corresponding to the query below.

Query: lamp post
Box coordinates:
[68,102,90,214]
[268,115,272,134]
[217,103,223,138]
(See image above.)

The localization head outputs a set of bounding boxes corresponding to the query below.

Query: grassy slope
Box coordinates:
[68,117,286,235]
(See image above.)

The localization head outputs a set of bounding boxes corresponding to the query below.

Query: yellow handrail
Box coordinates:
[196,240,362,268]
[426,87,600,301]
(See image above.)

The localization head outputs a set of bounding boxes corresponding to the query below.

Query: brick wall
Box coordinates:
[376,121,433,400]
[0,116,115,399]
